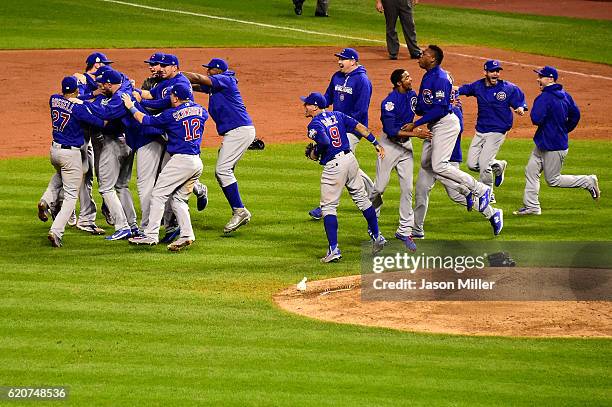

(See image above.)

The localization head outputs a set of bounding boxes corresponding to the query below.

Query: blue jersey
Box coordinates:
[196,70,253,135]
[142,101,208,155]
[450,89,463,163]
[324,66,372,127]
[77,73,99,100]
[49,94,104,147]
[458,79,527,134]
[307,111,358,165]
[140,73,193,111]
[530,83,580,151]
[414,65,453,127]
[380,88,417,138]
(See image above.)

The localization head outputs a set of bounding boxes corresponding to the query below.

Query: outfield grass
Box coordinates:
[0,140,610,405]
[1,0,611,64]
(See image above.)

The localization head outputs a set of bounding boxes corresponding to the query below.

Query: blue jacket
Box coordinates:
[324,65,372,127]
[380,89,417,137]
[530,84,580,151]
[414,65,453,127]
[458,79,527,134]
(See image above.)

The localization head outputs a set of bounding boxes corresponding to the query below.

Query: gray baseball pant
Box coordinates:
[216,125,256,188]
[372,134,414,236]
[347,132,375,196]
[423,113,488,197]
[320,152,371,217]
[136,140,164,229]
[522,147,595,210]
[47,143,83,238]
[98,135,135,231]
[144,154,203,242]
[467,131,506,190]
[381,0,420,58]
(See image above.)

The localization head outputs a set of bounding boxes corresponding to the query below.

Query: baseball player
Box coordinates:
[183,58,255,234]
[122,84,207,251]
[370,69,429,250]
[308,48,376,220]
[457,60,528,201]
[514,66,600,215]
[87,68,139,241]
[301,92,387,263]
[413,86,503,237]
[405,46,499,226]
[41,76,106,247]
[40,52,114,234]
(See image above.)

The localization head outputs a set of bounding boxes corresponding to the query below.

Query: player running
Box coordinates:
[301,92,388,263]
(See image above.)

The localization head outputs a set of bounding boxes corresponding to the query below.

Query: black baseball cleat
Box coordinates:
[48,232,63,248]
[314,11,329,17]
[293,0,303,15]
[38,199,51,222]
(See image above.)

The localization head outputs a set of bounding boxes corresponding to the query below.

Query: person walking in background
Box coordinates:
[376,0,421,60]
[293,0,329,17]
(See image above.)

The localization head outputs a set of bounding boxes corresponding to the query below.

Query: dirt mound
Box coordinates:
[274,275,612,337]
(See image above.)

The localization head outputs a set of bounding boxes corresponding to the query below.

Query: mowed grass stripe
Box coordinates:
[0,142,611,405]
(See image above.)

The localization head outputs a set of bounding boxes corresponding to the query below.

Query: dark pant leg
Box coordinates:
[397,0,420,57]
[382,0,400,57]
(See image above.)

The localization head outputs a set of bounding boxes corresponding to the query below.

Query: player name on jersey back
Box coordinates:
[172,106,204,121]
[320,114,339,128]
[50,97,74,113]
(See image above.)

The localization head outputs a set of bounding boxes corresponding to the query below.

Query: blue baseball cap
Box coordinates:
[159,54,179,66]
[484,59,503,71]
[534,65,558,81]
[300,92,327,107]
[96,69,122,85]
[334,48,359,61]
[61,76,78,93]
[171,84,192,100]
[202,58,228,72]
[93,65,113,77]
[86,52,113,65]
[144,52,165,64]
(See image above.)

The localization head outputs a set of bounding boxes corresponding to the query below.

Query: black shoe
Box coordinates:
[389,54,398,60]
[410,51,423,59]
[314,11,329,17]
[48,232,63,248]
[293,0,303,15]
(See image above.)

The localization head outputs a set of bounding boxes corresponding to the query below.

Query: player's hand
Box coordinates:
[73,73,86,84]
[402,123,416,133]
[375,0,384,13]
[514,107,525,116]
[375,144,385,159]
[132,91,142,102]
[414,127,432,139]
[121,93,134,109]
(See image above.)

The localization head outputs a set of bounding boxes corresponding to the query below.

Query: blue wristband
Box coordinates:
[129,106,139,115]
[365,133,378,145]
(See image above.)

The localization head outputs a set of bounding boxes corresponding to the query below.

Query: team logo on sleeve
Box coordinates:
[435,90,445,99]
[384,101,395,112]
[410,97,417,112]
[307,129,317,140]
[423,89,433,105]
[161,87,169,98]
[495,91,507,101]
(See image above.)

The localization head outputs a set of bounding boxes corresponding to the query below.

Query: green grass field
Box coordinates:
[0,0,611,405]
[1,141,611,405]
[0,0,611,63]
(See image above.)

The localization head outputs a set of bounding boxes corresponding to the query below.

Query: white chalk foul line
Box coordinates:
[100,0,612,81]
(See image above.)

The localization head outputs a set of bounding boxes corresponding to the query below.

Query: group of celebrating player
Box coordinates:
[301,45,600,263]
[39,46,601,261]
[39,51,255,251]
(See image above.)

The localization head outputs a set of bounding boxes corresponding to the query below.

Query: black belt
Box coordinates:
[52,141,81,150]
[333,150,351,159]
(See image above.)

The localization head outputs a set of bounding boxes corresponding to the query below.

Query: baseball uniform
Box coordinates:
[127,84,207,250]
[372,85,418,239]
[192,58,256,234]
[515,66,599,215]
[458,60,527,196]
[302,92,386,263]
[43,77,105,247]
[307,48,375,220]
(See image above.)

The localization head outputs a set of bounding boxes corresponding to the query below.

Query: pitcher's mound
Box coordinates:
[274,275,612,337]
